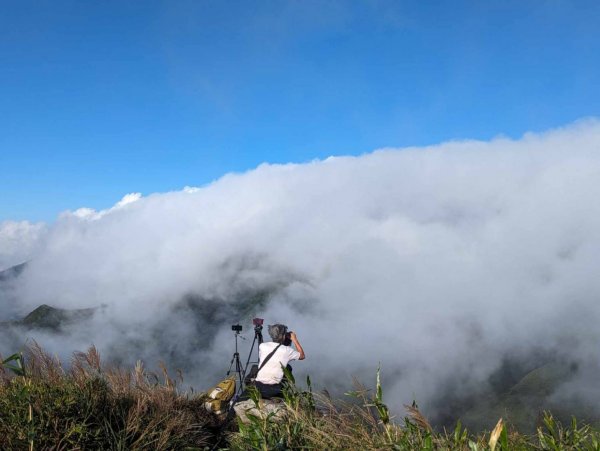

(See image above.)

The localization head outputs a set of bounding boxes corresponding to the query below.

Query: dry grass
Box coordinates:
[228,372,600,451]
[0,343,218,450]
[4,345,600,450]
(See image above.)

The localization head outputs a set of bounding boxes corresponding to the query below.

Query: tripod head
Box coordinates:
[231,324,242,333]
[252,317,264,344]
[254,324,264,344]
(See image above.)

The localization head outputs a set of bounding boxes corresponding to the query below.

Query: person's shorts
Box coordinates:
[255,381,283,399]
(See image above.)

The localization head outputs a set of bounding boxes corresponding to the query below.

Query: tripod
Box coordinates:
[226,327,245,390]
[241,324,264,387]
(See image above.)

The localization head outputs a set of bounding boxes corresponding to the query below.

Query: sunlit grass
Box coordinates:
[228,367,600,450]
[0,343,217,450]
[3,345,600,450]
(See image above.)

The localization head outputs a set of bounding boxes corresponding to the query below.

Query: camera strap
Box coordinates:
[257,343,282,373]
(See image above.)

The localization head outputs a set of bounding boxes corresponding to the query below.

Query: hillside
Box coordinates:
[0,262,27,282]
[0,304,97,331]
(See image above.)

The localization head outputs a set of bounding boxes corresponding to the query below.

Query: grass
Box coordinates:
[0,343,219,450]
[227,367,600,450]
[3,345,600,450]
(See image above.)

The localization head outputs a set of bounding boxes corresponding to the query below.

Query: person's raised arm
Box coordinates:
[289,331,305,360]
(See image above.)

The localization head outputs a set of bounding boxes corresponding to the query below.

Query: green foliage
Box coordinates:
[227,367,600,451]
[1,352,26,376]
[0,345,218,450]
[230,374,316,450]
[5,347,600,450]
[536,412,600,450]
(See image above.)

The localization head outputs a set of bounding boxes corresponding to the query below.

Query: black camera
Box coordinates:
[284,331,292,346]
[231,324,243,332]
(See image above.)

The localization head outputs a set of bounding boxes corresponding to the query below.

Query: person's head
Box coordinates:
[268,324,288,344]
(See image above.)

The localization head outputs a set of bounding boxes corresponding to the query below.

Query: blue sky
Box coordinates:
[1,0,599,222]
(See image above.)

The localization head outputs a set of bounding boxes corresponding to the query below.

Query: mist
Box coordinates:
[2,119,600,423]
[0,220,46,272]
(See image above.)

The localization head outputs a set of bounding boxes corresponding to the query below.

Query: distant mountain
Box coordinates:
[0,304,97,332]
[0,286,275,375]
[0,262,28,282]
[426,347,599,433]
[0,261,98,332]
[460,361,584,432]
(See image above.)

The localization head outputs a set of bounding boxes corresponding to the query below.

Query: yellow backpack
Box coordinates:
[204,376,236,415]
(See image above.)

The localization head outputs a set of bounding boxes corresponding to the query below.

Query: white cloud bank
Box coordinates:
[0,221,47,271]
[3,119,600,419]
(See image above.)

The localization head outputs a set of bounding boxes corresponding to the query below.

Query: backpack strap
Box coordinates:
[257,344,282,374]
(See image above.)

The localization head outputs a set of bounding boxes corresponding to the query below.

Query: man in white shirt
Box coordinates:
[255,323,306,399]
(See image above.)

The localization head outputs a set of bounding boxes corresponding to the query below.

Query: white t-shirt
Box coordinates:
[255,342,301,385]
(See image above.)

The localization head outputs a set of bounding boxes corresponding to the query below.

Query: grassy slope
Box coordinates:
[3,345,600,450]
[0,345,221,450]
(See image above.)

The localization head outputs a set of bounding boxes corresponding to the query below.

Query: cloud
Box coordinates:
[3,119,600,422]
[0,220,47,271]
[66,193,143,221]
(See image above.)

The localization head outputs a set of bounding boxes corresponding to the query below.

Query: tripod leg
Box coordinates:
[243,334,258,381]
[233,353,245,394]
[227,353,237,375]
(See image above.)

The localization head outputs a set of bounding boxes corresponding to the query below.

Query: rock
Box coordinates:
[234,398,287,424]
